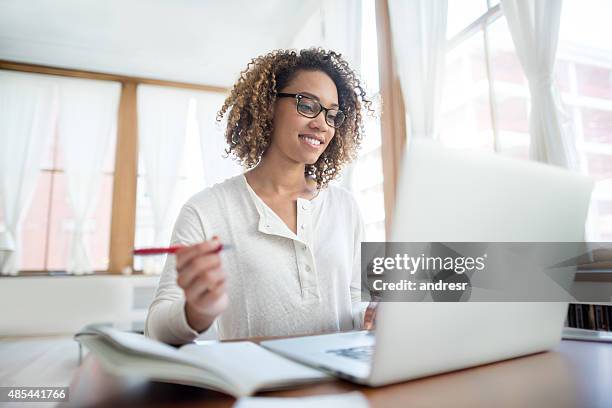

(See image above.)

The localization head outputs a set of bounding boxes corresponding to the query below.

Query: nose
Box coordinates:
[308,111,329,132]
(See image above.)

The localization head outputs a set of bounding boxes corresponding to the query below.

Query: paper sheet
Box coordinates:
[233,391,369,408]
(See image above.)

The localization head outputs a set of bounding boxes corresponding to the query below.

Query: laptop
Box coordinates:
[261,139,594,386]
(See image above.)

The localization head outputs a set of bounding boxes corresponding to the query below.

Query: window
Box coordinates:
[134,99,202,271]
[441,0,612,241]
[346,0,385,241]
[13,75,118,272]
[1,68,237,275]
[23,128,116,271]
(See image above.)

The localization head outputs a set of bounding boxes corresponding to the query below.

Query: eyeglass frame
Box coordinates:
[276,92,345,129]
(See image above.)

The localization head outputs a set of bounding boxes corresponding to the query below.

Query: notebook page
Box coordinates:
[180,341,330,391]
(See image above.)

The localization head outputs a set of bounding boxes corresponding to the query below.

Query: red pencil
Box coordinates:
[133,244,233,256]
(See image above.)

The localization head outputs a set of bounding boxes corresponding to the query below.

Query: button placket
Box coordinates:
[257,214,297,241]
[296,198,319,300]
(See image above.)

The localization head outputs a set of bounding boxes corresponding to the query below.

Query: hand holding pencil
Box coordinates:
[175,237,229,333]
[135,237,229,333]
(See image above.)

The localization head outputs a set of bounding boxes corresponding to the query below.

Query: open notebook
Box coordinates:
[74,325,331,398]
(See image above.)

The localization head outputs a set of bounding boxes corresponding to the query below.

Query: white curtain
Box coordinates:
[501,0,578,169]
[290,0,362,190]
[290,0,362,71]
[137,85,191,273]
[57,78,120,274]
[388,0,448,140]
[320,0,362,72]
[195,91,242,186]
[322,0,362,190]
[0,71,57,275]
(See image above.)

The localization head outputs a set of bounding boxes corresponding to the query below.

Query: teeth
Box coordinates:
[300,135,321,146]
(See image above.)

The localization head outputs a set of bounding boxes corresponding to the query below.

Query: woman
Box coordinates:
[145,48,375,345]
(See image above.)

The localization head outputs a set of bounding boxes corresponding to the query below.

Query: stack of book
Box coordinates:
[566,303,612,331]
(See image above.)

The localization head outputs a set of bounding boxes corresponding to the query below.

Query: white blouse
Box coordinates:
[145,174,368,344]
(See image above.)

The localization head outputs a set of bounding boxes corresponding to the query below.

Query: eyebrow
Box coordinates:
[300,92,339,109]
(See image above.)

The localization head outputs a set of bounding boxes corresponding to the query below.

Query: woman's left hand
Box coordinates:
[363,301,378,330]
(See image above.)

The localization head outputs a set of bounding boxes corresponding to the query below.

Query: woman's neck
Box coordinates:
[246,152,315,197]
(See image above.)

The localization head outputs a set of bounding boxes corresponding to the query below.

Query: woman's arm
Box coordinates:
[145,204,220,344]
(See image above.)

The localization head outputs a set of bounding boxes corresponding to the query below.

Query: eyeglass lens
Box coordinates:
[297,97,345,128]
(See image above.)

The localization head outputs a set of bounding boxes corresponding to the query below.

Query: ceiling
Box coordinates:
[0,0,321,87]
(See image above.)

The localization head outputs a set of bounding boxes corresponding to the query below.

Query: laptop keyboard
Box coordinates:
[325,345,374,362]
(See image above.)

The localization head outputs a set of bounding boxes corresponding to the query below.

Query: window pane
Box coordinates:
[44,173,73,270]
[487,16,530,160]
[351,144,385,239]
[365,220,385,242]
[40,126,57,171]
[361,0,380,94]
[441,1,612,242]
[586,153,612,181]
[134,174,155,272]
[596,196,612,241]
[102,128,117,173]
[576,65,612,100]
[93,174,114,270]
[440,31,494,151]
[134,98,206,271]
[557,0,612,241]
[19,172,52,270]
[558,0,612,55]
[42,127,116,173]
[581,107,612,145]
[351,0,385,241]
[46,173,113,271]
[447,0,488,40]
[555,60,575,95]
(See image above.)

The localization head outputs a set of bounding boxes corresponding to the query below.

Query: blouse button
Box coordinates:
[301,203,309,210]
[300,224,305,230]
[305,265,311,272]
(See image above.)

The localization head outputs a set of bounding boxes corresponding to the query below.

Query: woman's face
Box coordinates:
[269,70,338,166]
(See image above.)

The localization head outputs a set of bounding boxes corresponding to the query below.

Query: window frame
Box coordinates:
[448,2,612,277]
[0,60,227,275]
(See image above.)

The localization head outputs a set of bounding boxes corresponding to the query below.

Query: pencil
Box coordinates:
[133,244,233,256]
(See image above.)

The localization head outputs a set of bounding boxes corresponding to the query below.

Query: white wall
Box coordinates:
[0,275,159,336]
[1,276,607,337]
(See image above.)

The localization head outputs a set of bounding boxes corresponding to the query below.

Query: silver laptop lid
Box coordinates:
[369,139,594,386]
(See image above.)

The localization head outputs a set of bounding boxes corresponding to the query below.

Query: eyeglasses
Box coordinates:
[277,93,345,129]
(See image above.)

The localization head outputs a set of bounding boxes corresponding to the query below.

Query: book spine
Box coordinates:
[575,304,583,329]
[587,305,596,331]
[568,304,576,328]
[595,305,604,331]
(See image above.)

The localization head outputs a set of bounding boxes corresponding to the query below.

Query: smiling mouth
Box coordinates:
[299,134,324,147]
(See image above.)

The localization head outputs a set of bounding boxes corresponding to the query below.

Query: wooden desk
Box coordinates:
[64,339,611,408]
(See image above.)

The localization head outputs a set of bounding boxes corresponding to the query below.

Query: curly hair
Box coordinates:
[216,48,373,188]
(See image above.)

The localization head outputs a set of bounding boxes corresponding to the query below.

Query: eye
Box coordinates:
[329,111,345,127]
[299,102,314,112]
[297,99,318,115]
